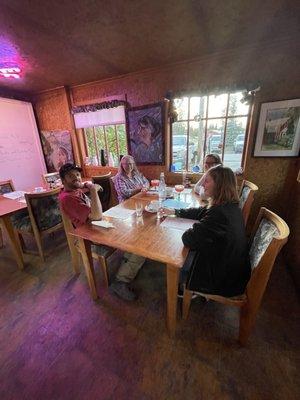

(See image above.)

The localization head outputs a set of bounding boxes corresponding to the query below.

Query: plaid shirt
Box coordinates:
[113,172,149,203]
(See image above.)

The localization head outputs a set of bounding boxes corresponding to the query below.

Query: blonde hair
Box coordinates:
[118,155,140,176]
[207,165,239,206]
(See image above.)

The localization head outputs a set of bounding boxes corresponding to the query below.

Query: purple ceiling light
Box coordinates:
[0,37,22,79]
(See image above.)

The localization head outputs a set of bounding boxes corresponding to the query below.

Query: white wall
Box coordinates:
[0,97,46,190]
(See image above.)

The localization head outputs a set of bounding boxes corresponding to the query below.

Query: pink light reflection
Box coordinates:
[0,37,23,79]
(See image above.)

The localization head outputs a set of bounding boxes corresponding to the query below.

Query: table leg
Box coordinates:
[166,264,179,337]
[1,216,24,269]
[78,238,98,300]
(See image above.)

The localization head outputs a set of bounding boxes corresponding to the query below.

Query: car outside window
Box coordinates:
[171,91,250,172]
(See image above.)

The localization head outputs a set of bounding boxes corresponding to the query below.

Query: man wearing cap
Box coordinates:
[59,163,143,301]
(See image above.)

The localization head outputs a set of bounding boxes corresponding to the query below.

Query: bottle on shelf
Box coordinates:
[100,149,107,166]
[158,172,166,201]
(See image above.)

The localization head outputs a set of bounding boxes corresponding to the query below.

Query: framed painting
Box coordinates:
[40,130,74,172]
[126,102,165,164]
[254,98,300,157]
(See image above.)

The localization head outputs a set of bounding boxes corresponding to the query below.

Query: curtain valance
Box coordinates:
[72,100,127,129]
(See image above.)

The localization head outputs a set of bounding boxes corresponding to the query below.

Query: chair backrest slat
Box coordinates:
[239,180,258,225]
[246,207,289,307]
[92,172,112,212]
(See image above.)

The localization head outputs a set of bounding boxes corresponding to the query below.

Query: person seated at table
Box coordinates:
[59,163,144,301]
[164,165,250,297]
[114,155,149,203]
[194,153,222,200]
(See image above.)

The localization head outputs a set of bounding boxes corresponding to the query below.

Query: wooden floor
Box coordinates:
[0,232,299,400]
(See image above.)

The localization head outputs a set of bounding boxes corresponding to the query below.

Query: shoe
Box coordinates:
[109,281,137,301]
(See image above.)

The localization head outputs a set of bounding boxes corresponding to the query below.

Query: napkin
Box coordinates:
[103,207,136,220]
[91,220,115,228]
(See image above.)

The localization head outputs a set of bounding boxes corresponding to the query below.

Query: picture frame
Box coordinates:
[126,102,165,165]
[253,98,300,157]
[40,130,74,172]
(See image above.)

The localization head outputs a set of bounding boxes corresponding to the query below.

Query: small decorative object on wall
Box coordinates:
[126,102,165,164]
[41,130,74,172]
[254,98,300,157]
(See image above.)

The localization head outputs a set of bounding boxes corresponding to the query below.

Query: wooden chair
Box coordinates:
[182,207,290,345]
[13,188,63,262]
[42,172,61,188]
[60,206,115,288]
[92,172,112,212]
[239,180,258,225]
[109,176,119,207]
[0,180,15,248]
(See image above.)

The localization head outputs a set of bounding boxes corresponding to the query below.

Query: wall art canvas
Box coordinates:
[126,102,165,164]
[254,98,300,157]
[41,130,74,172]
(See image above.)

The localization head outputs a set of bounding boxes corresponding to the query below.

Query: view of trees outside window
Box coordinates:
[171,91,250,172]
[84,124,127,166]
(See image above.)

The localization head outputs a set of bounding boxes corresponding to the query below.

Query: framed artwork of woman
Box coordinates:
[40,130,74,172]
[126,102,165,165]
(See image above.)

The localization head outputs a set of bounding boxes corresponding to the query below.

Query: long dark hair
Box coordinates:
[208,165,239,205]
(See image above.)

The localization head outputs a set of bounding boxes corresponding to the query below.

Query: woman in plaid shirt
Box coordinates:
[113,155,149,203]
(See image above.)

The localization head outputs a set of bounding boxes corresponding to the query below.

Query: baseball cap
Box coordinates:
[59,163,82,179]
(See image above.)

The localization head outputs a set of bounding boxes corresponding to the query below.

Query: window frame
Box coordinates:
[83,123,127,165]
[170,92,251,172]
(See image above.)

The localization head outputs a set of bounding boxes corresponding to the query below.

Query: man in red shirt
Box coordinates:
[59,163,144,301]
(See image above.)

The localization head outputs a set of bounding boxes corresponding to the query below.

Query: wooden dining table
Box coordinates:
[70,188,202,337]
[0,179,92,269]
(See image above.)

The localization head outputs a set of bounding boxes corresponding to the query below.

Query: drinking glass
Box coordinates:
[135,202,143,217]
[150,179,159,191]
[174,184,184,200]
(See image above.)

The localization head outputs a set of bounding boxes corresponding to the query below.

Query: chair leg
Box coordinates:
[17,233,26,252]
[34,234,45,262]
[239,304,259,346]
[66,236,81,274]
[182,288,193,320]
[0,227,3,248]
[98,256,109,288]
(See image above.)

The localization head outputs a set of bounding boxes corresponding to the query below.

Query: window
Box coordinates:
[171,91,250,172]
[84,124,127,166]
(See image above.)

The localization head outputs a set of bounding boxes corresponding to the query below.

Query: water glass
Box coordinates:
[135,202,143,217]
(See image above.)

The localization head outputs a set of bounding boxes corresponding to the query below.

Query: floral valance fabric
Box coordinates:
[72,100,128,114]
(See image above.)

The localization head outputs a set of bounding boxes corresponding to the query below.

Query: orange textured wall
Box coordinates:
[32,87,81,166]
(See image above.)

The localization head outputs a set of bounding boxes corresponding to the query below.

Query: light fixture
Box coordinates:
[0,66,21,79]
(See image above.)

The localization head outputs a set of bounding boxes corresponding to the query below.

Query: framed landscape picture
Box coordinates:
[126,102,165,165]
[254,98,300,157]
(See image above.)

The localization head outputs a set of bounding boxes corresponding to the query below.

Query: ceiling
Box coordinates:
[0,0,299,94]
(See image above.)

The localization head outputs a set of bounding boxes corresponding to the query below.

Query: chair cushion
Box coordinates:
[239,186,251,209]
[30,194,62,231]
[249,218,279,269]
[11,212,32,232]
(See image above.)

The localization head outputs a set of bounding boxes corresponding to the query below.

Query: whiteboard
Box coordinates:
[0,98,47,190]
